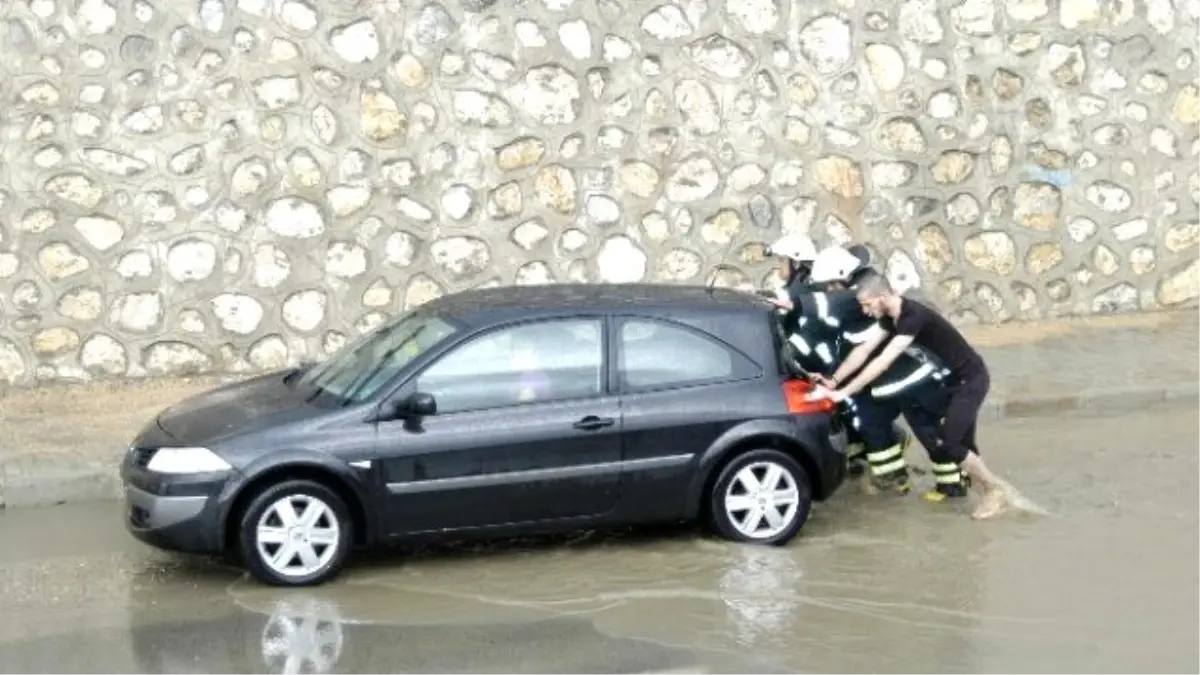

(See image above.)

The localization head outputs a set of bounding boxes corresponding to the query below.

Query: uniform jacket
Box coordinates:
[793,284,950,400]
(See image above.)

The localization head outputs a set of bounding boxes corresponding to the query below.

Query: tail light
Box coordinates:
[782,378,836,415]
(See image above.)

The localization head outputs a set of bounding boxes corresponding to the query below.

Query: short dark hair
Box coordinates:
[855,271,893,299]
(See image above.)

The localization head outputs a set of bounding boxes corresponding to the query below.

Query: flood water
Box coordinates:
[1,403,1196,673]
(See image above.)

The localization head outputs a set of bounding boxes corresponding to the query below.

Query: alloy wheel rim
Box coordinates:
[723,461,800,539]
[256,495,341,578]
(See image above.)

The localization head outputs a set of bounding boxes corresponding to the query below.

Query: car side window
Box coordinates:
[618,318,743,392]
[415,318,604,414]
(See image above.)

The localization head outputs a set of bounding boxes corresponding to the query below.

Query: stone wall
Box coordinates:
[0,0,1197,386]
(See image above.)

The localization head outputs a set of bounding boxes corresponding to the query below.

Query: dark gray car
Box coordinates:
[120,283,849,586]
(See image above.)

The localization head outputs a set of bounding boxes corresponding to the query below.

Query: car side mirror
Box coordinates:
[395,392,437,418]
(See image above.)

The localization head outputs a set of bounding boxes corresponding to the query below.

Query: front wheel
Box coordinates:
[708,449,813,546]
[238,479,354,587]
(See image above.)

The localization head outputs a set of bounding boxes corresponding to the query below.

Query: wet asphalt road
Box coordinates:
[1,402,1197,674]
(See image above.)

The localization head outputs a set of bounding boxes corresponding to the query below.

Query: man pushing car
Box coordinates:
[807,270,1010,520]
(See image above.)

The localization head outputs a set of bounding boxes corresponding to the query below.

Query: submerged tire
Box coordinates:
[238,479,354,587]
[708,449,813,546]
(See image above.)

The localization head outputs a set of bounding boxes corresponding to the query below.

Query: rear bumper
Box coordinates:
[803,413,848,500]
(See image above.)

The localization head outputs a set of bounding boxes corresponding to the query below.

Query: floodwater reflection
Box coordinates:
[0,404,1196,673]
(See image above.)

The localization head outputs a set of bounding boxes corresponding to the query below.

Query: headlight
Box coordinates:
[145,447,233,474]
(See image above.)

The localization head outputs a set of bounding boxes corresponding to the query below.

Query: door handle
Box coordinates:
[572,415,615,431]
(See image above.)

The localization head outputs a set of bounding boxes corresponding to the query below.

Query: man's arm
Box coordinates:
[826,324,887,385]
[836,334,915,397]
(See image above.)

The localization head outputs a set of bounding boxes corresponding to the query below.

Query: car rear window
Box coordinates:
[768,309,805,379]
[616,316,761,393]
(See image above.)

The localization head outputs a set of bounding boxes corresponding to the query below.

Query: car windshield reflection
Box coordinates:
[295,312,460,407]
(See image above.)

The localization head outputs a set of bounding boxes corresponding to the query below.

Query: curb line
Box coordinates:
[0,460,123,510]
[979,380,1200,422]
[2,381,1197,511]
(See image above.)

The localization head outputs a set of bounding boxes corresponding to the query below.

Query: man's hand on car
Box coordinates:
[806,384,847,404]
[811,374,837,389]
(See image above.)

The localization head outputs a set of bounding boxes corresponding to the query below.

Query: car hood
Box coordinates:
[155,371,311,446]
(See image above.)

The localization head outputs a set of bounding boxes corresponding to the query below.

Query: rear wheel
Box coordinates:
[238,479,354,587]
[708,449,812,546]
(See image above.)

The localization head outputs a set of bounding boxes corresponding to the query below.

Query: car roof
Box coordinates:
[419,283,770,327]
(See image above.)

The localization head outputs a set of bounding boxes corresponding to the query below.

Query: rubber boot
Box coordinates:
[922,462,971,502]
[864,431,912,495]
[846,442,867,478]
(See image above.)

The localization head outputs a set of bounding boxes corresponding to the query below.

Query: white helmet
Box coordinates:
[766,234,818,263]
[809,245,864,284]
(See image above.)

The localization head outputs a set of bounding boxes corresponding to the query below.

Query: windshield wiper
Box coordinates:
[282,361,315,387]
[337,326,427,404]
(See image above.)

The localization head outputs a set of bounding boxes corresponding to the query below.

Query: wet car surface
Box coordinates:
[119,284,846,586]
[2,403,1196,673]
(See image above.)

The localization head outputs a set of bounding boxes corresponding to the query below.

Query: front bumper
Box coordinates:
[121,454,236,555]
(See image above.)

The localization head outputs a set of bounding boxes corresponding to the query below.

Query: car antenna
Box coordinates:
[706,224,745,293]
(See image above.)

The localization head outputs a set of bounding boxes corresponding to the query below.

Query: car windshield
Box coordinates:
[295,312,460,406]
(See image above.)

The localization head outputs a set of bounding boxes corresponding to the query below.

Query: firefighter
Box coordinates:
[806,250,971,502]
[765,233,819,307]
[798,246,952,495]
[764,236,876,476]
[810,271,1010,519]
[764,234,841,375]
[813,247,970,499]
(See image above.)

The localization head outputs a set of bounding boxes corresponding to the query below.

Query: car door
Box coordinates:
[611,315,765,521]
[376,316,622,536]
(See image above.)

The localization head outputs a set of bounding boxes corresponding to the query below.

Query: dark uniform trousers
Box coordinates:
[901,375,980,494]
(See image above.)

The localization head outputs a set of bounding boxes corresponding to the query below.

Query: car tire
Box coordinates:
[237,479,354,587]
[707,449,813,546]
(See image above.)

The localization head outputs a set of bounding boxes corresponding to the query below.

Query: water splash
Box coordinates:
[998,479,1053,517]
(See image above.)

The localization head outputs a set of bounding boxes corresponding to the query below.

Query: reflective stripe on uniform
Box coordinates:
[843,323,882,345]
[815,342,834,365]
[932,462,963,485]
[814,293,839,327]
[788,333,813,355]
[871,362,935,398]
[866,443,906,476]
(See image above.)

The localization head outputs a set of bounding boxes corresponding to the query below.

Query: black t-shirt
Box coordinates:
[884,298,985,378]
[795,289,944,397]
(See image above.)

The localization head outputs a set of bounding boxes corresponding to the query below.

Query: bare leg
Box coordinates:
[959,453,1007,519]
